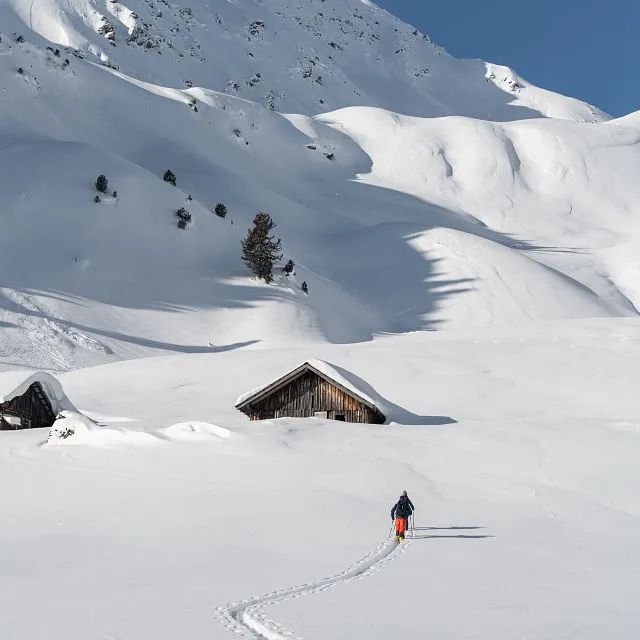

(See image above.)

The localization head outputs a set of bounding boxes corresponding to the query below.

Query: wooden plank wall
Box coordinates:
[0,383,56,430]
[247,371,382,423]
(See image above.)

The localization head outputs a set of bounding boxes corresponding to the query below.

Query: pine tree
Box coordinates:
[214,203,228,218]
[301,281,308,294]
[283,259,295,275]
[241,212,283,283]
[163,169,177,186]
[176,207,191,229]
[95,174,108,193]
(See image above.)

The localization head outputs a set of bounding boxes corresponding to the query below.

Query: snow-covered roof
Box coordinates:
[235,359,383,414]
[0,370,76,414]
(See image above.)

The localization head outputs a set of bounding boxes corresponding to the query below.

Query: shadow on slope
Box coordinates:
[0,57,608,356]
[411,534,493,539]
[329,362,456,426]
[0,288,262,355]
[410,525,493,540]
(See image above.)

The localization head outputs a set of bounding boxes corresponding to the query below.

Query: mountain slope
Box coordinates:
[2,0,608,121]
[0,1,638,370]
[317,106,640,309]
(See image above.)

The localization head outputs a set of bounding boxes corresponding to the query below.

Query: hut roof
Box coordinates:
[0,370,76,414]
[235,359,382,413]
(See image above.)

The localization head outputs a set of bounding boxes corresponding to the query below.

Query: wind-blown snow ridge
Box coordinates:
[216,538,406,639]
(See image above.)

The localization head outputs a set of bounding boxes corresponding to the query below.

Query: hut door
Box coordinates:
[335,414,346,422]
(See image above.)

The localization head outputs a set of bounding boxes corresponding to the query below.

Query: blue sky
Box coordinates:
[376,0,637,117]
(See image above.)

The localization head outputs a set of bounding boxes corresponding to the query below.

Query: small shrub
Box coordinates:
[95,174,108,193]
[214,203,227,218]
[112,190,118,198]
[176,207,192,229]
[163,169,177,186]
[301,281,308,294]
[283,259,295,275]
[94,195,101,203]
[58,426,75,439]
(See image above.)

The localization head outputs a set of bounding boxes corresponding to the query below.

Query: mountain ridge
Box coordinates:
[2,0,609,121]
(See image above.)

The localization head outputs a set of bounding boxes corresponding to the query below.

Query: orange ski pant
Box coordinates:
[395,517,408,535]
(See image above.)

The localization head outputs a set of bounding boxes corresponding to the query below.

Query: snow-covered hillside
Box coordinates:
[1,3,639,639]
[2,0,608,120]
[0,0,639,368]
[2,320,639,639]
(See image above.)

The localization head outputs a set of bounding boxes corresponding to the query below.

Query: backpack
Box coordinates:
[395,497,408,518]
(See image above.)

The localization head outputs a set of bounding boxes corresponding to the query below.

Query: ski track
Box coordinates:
[215,537,409,639]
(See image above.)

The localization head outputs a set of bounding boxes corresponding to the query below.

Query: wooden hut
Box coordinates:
[235,360,386,424]
[0,372,72,430]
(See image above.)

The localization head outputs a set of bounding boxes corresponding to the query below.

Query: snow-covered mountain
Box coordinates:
[0,0,638,370]
[2,0,608,120]
[2,5,640,640]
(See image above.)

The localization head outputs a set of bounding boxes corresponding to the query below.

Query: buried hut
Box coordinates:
[0,371,75,430]
[235,359,386,424]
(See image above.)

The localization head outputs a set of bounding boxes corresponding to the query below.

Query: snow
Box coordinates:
[161,421,233,442]
[1,320,639,639]
[0,369,76,413]
[0,2,637,369]
[2,0,609,121]
[0,0,639,638]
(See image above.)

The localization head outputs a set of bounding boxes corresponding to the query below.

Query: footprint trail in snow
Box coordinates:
[216,538,408,639]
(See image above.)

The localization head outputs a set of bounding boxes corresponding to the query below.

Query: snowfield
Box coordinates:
[2,320,639,639]
[0,0,639,638]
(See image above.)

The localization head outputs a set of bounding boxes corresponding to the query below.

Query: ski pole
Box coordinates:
[388,522,394,539]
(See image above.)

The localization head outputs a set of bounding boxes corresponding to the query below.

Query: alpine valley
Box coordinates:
[0,2,638,639]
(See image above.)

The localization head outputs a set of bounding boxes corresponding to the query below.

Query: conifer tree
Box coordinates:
[241,212,282,283]
[283,259,295,275]
[163,169,177,186]
[301,281,308,294]
[95,174,108,193]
